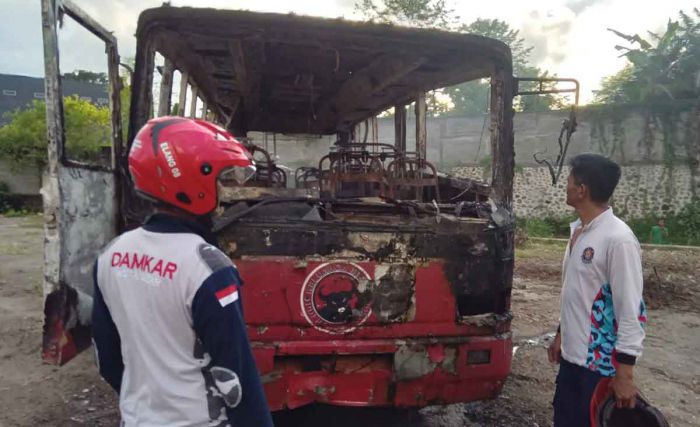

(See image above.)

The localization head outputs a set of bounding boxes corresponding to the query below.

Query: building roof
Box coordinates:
[0,73,108,125]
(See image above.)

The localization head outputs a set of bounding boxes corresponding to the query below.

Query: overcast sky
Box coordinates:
[0,0,696,104]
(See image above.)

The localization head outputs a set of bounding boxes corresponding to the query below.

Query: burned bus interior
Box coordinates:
[126,6,517,320]
[127,6,514,215]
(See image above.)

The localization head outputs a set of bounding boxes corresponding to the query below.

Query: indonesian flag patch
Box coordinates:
[215,285,239,307]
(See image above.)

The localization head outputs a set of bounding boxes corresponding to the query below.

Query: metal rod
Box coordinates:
[178,73,188,116]
[415,93,427,160]
[188,86,198,119]
[157,58,174,117]
[61,0,116,44]
[515,77,580,106]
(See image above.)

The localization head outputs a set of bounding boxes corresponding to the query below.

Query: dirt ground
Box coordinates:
[0,215,698,426]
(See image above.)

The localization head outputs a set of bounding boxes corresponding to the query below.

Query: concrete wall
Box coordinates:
[251,108,691,168]
[3,106,694,220]
[247,106,694,219]
[453,164,694,218]
[0,159,41,194]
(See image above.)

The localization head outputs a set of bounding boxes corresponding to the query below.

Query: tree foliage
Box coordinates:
[355,0,456,28]
[446,19,565,113]
[0,97,110,170]
[593,8,700,200]
[459,18,532,73]
[63,69,109,84]
[594,9,700,104]
[354,2,564,113]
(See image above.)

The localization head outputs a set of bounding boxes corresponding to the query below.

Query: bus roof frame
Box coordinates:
[129,6,513,135]
[127,6,515,210]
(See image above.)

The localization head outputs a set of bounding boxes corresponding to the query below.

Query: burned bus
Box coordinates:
[40,0,576,411]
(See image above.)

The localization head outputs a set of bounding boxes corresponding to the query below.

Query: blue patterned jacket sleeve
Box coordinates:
[608,240,646,361]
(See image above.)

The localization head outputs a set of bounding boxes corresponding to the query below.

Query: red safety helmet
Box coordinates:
[590,378,669,427]
[128,117,255,215]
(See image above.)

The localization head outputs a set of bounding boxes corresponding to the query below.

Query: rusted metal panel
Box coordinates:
[58,168,116,292]
[40,0,120,365]
[44,167,117,364]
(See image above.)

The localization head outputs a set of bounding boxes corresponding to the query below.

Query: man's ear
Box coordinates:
[579,183,589,201]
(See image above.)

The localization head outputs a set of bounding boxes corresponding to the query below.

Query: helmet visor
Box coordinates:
[218,164,257,185]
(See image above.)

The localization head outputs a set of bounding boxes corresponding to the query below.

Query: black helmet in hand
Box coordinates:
[590,378,669,427]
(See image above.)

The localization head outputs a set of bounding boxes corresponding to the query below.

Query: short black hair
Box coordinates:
[568,154,621,203]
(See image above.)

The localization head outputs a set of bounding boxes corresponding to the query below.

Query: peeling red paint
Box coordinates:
[255,336,511,411]
[236,255,513,409]
[427,344,445,364]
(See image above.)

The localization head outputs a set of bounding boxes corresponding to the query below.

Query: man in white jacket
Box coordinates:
[548,154,647,427]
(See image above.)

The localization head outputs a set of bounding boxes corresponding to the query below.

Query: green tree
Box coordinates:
[355,0,456,28]
[354,4,565,114]
[63,69,109,84]
[594,9,699,198]
[120,83,131,142]
[459,18,532,73]
[593,65,637,104]
[446,19,565,113]
[595,10,699,105]
[0,97,110,171]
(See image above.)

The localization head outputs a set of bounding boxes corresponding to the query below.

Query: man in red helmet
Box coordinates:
[91,117,273,427]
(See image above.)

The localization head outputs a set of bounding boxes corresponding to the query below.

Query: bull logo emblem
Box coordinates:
[315,277,358,323]
[301,262,373,334]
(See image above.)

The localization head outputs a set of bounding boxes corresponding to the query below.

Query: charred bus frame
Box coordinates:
[40,0,577,410]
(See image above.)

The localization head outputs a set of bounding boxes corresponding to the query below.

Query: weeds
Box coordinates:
[1,208,32,217]
[517,201,700,246]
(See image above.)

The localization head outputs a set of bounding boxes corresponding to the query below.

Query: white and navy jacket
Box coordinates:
[560,208,647,377]
[92,214,272,427]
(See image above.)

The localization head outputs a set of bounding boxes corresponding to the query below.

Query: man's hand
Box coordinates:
[548,333,562,364]
[610,364,637,408]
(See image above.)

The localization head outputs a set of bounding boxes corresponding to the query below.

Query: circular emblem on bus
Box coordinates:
[300,262,373,334]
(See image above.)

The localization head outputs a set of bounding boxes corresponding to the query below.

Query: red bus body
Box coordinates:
[219,210,514,410]
[243,257,513,410]
[40,2,517,412]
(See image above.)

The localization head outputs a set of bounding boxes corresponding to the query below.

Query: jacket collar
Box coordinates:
[142,213,218,246]
[570,207,613,233]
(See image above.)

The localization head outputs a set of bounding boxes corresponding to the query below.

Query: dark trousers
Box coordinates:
[553,358,604,427]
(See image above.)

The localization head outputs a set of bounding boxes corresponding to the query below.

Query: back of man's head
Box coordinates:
[569,154,621,204]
